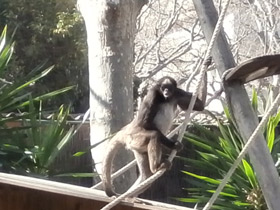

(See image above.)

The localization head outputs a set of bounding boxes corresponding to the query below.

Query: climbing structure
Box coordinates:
[194,0,280,209]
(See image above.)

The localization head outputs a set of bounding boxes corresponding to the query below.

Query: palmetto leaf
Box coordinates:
[242,160,257,189]
[0,27,74,177]
[251,87,258,113]
[45,125,74,168]
[182,171,235,189]
[266,110,280,152]
[0,26,14,72]
[18,86,74,108]
[180,102,279,209]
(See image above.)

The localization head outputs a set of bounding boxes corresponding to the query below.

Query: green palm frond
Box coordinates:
[180,96,280,209]
[0,26,76,177]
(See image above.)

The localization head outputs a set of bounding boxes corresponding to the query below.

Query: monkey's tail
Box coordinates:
[102,134,124,197]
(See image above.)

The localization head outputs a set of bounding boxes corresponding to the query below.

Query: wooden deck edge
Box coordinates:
[0,172,193,210]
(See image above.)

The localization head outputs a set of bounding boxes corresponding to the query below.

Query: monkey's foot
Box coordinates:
[105,189,119,198]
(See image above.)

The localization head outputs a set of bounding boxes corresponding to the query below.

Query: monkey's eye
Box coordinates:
[161,84,173,92]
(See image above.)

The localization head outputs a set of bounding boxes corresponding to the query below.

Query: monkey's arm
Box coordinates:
[178,57,210,111]
[177,73,207,111]
[136,88,160,129]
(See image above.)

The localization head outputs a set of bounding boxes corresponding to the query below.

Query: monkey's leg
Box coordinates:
[126,151,153,198]
[134,151,153,181]
[147,138,171,174]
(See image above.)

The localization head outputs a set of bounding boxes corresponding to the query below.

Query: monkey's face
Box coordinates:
[160,80,175,99]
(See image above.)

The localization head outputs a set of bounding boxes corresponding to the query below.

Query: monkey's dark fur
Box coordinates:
[102,72,208,197]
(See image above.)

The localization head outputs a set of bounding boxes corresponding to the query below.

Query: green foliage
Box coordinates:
[251,87,258,114]
[266,110,280,153]
[0,0,88,112]
[0,26,75,177]
[1,105,75,176]
[0,26,14,70]
[72,134,113,157]
[178,98,280,209]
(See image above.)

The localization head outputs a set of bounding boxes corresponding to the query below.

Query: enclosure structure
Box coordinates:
[0,172,194,210]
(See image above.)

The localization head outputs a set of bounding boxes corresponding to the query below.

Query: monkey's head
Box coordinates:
[157,76,177,100]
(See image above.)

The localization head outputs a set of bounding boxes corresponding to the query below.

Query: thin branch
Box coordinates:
[141,40,191,80]
[134,3,182,65]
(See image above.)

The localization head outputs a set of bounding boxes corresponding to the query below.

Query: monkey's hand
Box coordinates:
[158,160,172,171]
[174,141,183,152]
[204,56,212,67]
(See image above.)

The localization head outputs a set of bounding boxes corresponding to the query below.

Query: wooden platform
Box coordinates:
[0,172,193,210]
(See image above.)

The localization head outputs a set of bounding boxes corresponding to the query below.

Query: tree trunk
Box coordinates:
[78,0,147,193]
[193,1,280,209]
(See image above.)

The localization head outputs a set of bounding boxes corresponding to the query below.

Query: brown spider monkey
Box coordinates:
[102,59,210,197]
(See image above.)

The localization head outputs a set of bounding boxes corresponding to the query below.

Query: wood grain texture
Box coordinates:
[0,172,190,210]
[224,54,280,83]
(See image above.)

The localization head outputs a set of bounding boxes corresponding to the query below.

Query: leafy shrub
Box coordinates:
[178,94,280,209]
[0,26,74,177]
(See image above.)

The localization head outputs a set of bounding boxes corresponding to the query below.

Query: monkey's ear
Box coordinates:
[224,54,280,84]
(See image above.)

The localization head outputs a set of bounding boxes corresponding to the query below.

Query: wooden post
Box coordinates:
[193,0,280,209]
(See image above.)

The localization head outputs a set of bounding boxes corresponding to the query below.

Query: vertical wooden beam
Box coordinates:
[193,0,280,209]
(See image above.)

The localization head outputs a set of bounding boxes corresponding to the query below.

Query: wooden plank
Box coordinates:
[0,172,191,210]
[193,1,280,209]
[224,54,280,83]
[0,183,120,210]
